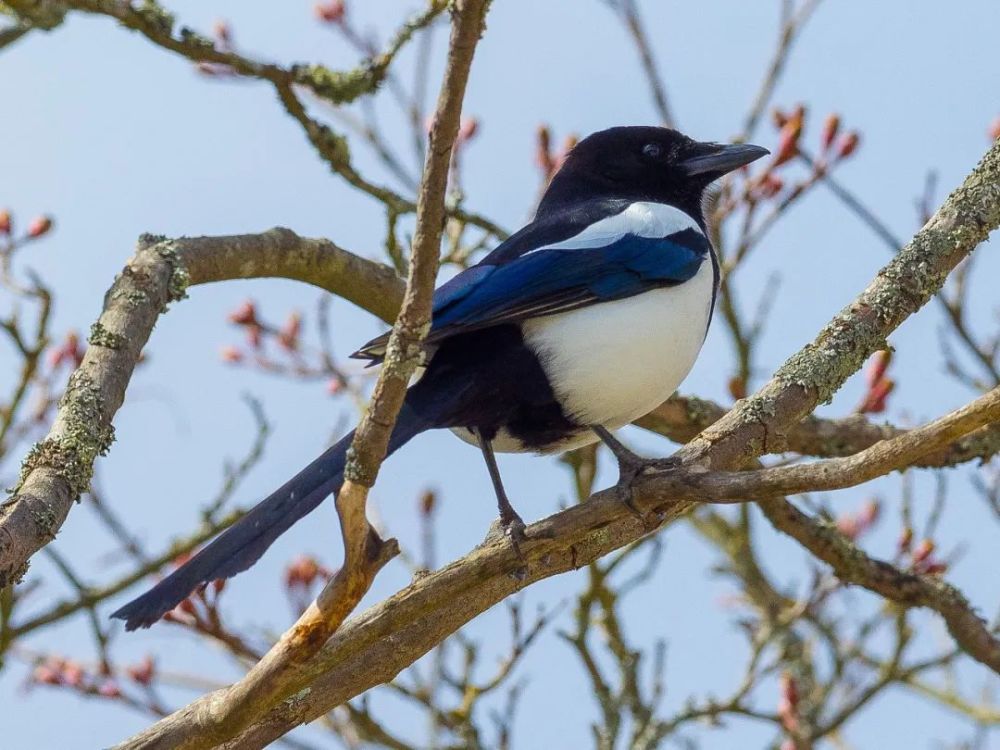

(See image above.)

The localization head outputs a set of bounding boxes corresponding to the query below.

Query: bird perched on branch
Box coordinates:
[113,126,767,629]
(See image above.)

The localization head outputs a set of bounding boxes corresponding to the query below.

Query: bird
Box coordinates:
[112,126,768,630]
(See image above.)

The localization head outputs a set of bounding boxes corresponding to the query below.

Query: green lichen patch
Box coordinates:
[138,232,168,246]
[134,0,174,36]
[294,63,382,106]
[88,321,126,350]
[153,241,191,304]
[12,370,115,500]
[310,121,352,169]
[681,395,722,428]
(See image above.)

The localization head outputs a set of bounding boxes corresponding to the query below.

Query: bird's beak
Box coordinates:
[679,142,770,177]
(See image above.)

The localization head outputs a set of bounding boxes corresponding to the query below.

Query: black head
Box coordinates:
[537,126,768,224]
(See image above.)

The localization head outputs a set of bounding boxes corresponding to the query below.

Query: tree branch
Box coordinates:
[639,386,1000,502]
[758,497,1000,674]
[638,395,1000,469]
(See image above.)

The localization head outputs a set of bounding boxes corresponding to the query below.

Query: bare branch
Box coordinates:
[606,0,676,127]
[642,386,1000,502]
[638,395,1000,469]
[740,0,824,140]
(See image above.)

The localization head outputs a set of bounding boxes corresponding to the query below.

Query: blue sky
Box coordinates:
[1,1,998,747]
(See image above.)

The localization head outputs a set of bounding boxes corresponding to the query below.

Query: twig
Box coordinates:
[640,386,1000,502]
[606,0,675,127]
[740,0,824,140]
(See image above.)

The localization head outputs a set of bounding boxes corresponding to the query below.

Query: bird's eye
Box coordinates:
[642,143,663,160]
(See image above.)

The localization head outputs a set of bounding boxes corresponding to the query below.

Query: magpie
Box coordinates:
[112,126,767,630]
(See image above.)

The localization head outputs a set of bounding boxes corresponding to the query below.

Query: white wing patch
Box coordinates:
[525,201,700,253]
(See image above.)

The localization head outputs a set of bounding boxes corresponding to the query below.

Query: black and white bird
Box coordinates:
[113,126,768,630]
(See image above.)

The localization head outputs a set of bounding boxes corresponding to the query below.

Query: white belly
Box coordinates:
[521,261,714,428]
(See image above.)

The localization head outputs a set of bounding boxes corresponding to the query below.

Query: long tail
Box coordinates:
[111,403,432,630]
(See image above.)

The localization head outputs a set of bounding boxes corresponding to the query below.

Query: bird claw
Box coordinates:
[501,510,528,562]
[595,426,681,528]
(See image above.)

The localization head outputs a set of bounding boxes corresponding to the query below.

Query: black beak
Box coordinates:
[679,143,770,177]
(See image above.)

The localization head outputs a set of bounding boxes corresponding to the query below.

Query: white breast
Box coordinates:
[521,202,715,429]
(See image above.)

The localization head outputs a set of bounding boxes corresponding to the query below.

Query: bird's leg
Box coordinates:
[592,425,680,520]
[475,430,527,555]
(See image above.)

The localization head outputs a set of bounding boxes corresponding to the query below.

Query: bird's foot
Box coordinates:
[499,505,528,561]
[593,426,680,527]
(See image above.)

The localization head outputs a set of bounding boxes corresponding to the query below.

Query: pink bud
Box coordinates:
[458,117,480,143]
[220,345,243,363]
[859,498,880,527]
[835,515,860,540]
[858,378,894,414]
[126,656,155,686]
[26,215,53,238]
[836,132,860,159]
[865,350,892,387]
[47,331,83,369]
[285,555,321,589]
[212,19,231,46]
[912,538,935,565]
[314,0,346,23]
[758,173,784,199]
[227,300,258,326]
[278,311,302,351]
[62,661,85,687]
[821,114,841,150]
[420,489,437,516]
[771,120,802,168]
[97,679,121,698]
[33,665,62,685]
[989,116,1000,141]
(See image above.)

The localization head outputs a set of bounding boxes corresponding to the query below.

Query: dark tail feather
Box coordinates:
[111,404,430,630]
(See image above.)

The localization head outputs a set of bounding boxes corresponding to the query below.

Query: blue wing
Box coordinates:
[432,229,708,328]
[352,225,709,362]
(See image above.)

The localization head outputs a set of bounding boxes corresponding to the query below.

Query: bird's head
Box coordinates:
[538,126,769,225]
